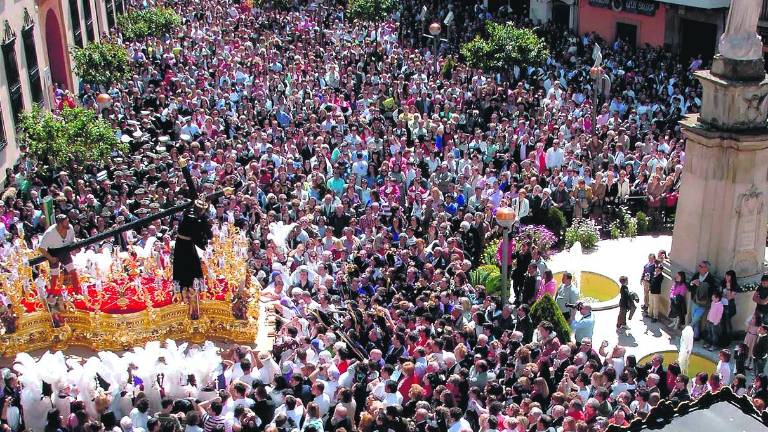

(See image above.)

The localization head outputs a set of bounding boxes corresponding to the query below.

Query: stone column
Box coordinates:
[668,55,768,331]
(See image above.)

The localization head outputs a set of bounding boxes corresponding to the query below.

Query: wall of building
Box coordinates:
[578,1,667,47]
[0,0,123,179]
[41,0,74,91]
[530,0,553,24]
[0,0,54,173]
[663,5,726,60]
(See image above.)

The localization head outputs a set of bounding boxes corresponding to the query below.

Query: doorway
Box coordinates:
[680,19,717,64]
[45,9,68,90]
[616,22,637,47]
[552,1,571,28]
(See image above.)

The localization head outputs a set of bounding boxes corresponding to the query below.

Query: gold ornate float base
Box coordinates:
[0,300,259,356]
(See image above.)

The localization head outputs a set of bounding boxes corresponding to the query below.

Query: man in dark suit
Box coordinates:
[325,405,353,431]
[252,386,275,427]
[521,263,540,306]
[512,243,532,305]
[647,353,666,379]
[415,92,433,115]
[689,260,718,339]
[553,345,572,384]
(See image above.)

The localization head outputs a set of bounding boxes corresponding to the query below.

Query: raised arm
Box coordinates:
[180,159,198,200]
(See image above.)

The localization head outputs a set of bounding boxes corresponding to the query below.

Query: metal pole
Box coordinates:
[592,74,598,131]
[500,227,509,305]
[433,35,439,73]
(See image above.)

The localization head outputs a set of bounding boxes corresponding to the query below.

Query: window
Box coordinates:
[115,0,124,15]
[2,22,23,128]
[69,0,82,47]
[83,0,95,42]
[22,10,43,105]
[106,0,115,29]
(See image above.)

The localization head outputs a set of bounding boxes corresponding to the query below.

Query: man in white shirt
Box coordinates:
[381,381,403,407]
[274,395,304,429]
[447,407,472,432]
[232,382,255,409]
[311,382,331,416]
[38,214,79,294]
[546,140,565,169]
[238,360,258,388]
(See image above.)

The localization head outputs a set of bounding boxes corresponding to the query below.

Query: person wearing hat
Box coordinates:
[173,158,213,320]
[37,213,81,297]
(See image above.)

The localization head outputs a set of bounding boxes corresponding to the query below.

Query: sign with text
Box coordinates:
[588,0,658,16]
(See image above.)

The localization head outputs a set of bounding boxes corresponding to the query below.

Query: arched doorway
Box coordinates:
[45,9,68,90]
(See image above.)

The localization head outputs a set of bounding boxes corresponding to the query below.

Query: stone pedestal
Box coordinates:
[667,117,768,330]
[666,58,768,331]
[697,58,768,131]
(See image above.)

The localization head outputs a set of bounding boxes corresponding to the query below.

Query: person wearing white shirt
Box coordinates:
[129,399,150,431]
[511,190,530,221]
[311,382,331,416]
[232,382,255,410]
[616,172,630,203]
[716,351,732,385]
[447,408,472,432]
[274,395,304,429]
[38,215,78,294]
[546,141,565,169]
[381,380,403,407]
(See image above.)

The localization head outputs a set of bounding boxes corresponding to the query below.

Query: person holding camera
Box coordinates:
[570,304,595,343]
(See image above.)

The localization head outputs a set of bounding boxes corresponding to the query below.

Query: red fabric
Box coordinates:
[398,374,420,403]
[21,276,228,314]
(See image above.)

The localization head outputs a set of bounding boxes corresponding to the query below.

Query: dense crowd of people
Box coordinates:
[0,0,766,431]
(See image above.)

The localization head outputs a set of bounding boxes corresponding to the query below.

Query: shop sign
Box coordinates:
[588,0,658,16]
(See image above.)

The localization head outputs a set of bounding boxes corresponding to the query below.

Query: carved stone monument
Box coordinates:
[669,0,768,331]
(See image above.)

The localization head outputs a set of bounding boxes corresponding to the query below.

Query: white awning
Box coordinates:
[658,0,730,9]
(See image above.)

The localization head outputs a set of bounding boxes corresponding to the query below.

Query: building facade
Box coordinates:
[575,0,728,61]
[0,0,126,177]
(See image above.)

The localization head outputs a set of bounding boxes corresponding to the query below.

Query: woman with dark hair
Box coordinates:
[669,271,688,329]
[67,401,86,432]
[691,372,709,399]
[665,362,682,395]
[45,409,66,432]
[732,374,749,396]
[721,269,739,342]
[750,374,768,402]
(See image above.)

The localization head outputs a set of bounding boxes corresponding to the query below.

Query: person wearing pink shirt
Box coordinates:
[669,271,688,329]
[536,270,557,300]
[705,291,724,351]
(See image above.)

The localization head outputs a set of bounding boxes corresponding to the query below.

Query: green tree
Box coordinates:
[460,22,549,73]
[117,8,182,41]
[18,106,127,169]
[346,0,396,22]
[546,207,567,240]
[71,42,131,87]
[530,294,571,342]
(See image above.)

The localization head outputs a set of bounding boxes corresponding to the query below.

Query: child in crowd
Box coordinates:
[734,343,748,376]
[690,372,709,399]
[744,312,762,370]
[704,291,723,350]
[732,374,749,396]
[716,349,732,385]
